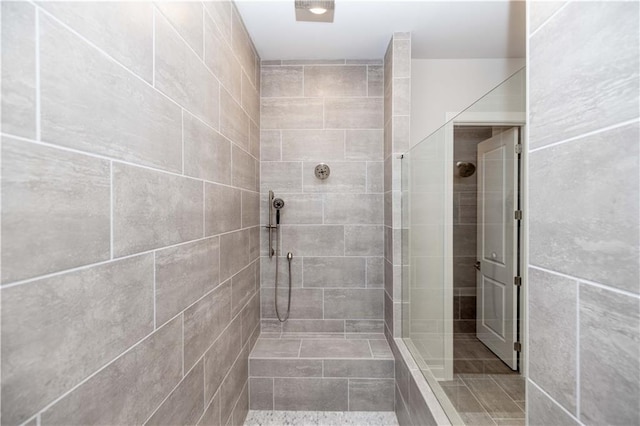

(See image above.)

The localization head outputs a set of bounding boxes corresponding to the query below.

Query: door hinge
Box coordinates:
[514,342,522,352]
[514,276,522,286]
[515,143,522,154]
[514,210,523,220]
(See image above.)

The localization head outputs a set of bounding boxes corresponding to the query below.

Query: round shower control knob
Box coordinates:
[314,163,330,180]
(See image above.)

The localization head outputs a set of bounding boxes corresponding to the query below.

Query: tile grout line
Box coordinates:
[528,379,585,425]
[529,264,640,299]
[528,117,640,154]
[0,132,259,193]
[528,0,573,39]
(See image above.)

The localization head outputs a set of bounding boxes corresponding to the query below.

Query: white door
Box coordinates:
[476,128,519,370]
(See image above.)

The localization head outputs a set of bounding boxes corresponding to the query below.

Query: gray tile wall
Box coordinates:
[527,1,639,425]
[260,60,385,334]
[383,33,411,341]
[1,2,260,425]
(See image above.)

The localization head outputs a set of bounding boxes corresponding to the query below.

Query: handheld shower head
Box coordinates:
[273,198,285,209]
[273,198,285,224]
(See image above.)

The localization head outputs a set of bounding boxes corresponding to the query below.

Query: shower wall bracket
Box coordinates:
[266,190,276,258]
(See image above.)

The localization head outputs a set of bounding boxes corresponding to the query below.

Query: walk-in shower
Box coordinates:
[401,68,527,424]
[266,190,293,322]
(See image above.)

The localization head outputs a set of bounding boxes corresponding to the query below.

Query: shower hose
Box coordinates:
[274,224,293,322]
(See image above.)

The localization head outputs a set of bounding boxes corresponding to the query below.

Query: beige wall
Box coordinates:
[1,2,260,424]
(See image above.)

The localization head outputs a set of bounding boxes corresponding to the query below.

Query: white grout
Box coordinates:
[153,252,157,330]
[529,264,640,300]
[528,1,573,39]
[528,118,640,154]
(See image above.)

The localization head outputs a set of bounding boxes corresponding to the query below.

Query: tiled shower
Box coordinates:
[1,1,639,426]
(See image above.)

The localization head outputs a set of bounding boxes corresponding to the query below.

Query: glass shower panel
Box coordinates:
[402,126,450,377]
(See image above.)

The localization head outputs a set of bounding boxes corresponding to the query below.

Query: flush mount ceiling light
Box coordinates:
[295,0,335,23]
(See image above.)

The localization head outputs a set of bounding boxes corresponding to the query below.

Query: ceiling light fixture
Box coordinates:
[309,7,327,15]
[295,0,335,23]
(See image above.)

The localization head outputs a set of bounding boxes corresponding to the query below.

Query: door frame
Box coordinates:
[444,111,528,378]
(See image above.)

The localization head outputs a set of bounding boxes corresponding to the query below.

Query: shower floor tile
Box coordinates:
[244,410,399,426]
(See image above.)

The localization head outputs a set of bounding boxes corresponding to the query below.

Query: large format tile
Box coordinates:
[205,183,241,236]
[184,112,231,184]
[349,379,395,411]
[183,281,232,370]
[304,66,367,97]
[232,145,257,191]
[579,285,640,426]
[1,255,154,425]
[39,14,182,172]
[324,194,383,224]
[302,162,367,193]
[146,361,204,426]
[260,162,303,193]
[281,130,345,161]
[40,2,153,82]
[463,378,524,419]
[155,2,203,58]
[529,123,639,293]
[273,378,348,411]
[199,389,221,426]
[324,98,383,129]
[280,225,345,256]
[323,359,394,378]
[250,339,301,358]
[220,229,251,281]
[155,12,219,129]
[231,262,257,317]
[220,88,250,150]
[262,66,304,97]
[41,317,182,425]
[231,382,249,426]
[527,381,578,426]
[261,288,324,320]
[204,315,242,403]
[345,130,384,161]
[155,238,220,326]
[528,268,576,413]
[529,1,639,148]
[218,340,249,425]
[242,191,260,228]
[204,13,241,101]
[113,163,203,256]
[250,359,322,377]
[260,193,323,225]
[242,72,260,125]
[260,255,303,288]
[261,98,323,129]
[1,138,110,284]
[299,339,372,359]
[324,289,384,319]
[249,378,274,410]
[303,257,366,288]
[1,2,36,138]
[231,7,257,87]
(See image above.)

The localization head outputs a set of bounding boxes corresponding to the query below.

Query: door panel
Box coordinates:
[476,127,519,370]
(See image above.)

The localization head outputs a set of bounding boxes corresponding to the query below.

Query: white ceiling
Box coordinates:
[235,0,526,61]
